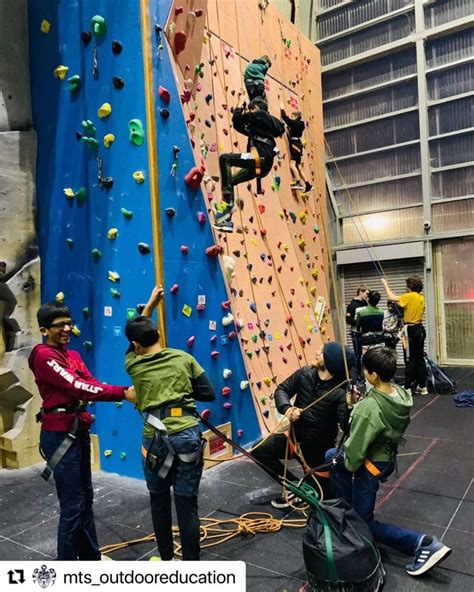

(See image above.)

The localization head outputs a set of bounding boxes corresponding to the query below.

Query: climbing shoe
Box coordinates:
[406,536,451,576]
[290,181,303,190]
[304,182,313,193]
[213,219,234,233]
[213,201,235,223]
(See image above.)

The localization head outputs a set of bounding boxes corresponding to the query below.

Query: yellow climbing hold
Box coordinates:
[104,450,112,457]
[103,133,115,148]
[108,271,120,282]
[299,277,305,285]
[132,171,145,184]
[311,269,319,280]
[40,19,51,34]
[310,286,317,296]
[298,239,306,250]
[263,377,272,387]
[63,188,75,199]
[71,325,81,337]
[107,228,118,240]
[283,244,289,251]
[299,211,307,223]
[55,292,65,303]
[53,65,69,80]
[251,239,258,247]
[98,103,112,118]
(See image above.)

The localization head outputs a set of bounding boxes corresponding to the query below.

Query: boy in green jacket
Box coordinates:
[244,55,271,100]
[326,347,451,577]
[125,286,216,561]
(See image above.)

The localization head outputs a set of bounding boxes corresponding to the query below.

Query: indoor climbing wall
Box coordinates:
[157,0,333,425]
[27,0,331,479]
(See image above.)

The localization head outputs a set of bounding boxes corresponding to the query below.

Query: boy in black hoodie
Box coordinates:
[280,102,312,193]
[214,94,284,233]
[326,347,451,577]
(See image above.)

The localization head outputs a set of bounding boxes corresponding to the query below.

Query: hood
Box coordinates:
[371,384,413,420]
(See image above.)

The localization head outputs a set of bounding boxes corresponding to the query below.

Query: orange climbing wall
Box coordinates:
[165,0,333,427]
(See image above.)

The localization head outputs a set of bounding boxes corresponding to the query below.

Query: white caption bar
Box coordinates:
[1,561,246,592]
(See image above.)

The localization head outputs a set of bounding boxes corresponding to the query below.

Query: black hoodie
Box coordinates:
[232,107,284,162]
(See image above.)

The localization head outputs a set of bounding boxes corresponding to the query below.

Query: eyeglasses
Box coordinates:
[49,320,74,329]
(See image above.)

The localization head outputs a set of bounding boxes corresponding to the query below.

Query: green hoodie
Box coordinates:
[344,384,413,472]
[244,58,269,82]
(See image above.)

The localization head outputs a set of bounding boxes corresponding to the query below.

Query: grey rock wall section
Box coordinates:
[0,0,32,131]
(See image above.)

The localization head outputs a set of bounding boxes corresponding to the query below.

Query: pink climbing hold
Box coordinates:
[210,335,217,343]
[237,429,244,437]
[170,283,179,295]
[202,408,211,420]
[175,6,184,15]
[158,85,171,103]
[197,211,206,224]
[211,350,220,358]
[184,165,205,190]
[187,336,195,347]
[174,31,187,55]
[228,331,237,340]
[205,245,223,259]
[196,303,205,312]
[181,245,189,254]
[221,300,231,310]
[223,402,232,410]
[221,387,231,396]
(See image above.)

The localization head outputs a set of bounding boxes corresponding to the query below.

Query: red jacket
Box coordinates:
[28,344,126,431]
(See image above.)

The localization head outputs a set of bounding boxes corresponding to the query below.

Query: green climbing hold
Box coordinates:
[110,288,121,298]
[313,225,320,234]
[81,136,99,150]
[82,307,90,318]
[115,401,123,408]
[91,248,102,261]
[121,208,133,219]
[128,119,144,146]
[75,187,87,203]
[83,341,93,350]
[81,120,96,136]
[119,452,127,460]
[67,74,81,94]
[66,238,74,247]
[92,15,107,36]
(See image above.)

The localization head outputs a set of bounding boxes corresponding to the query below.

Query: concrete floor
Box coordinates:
[1,366,473,591]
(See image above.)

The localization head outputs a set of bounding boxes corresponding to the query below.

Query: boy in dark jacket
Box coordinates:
[252,342,354,508]
[280,102,312,193]
[125,286,216,561]
[28,302,135,560]
[326,347,451,577]
[346,285,369,380]
[244,55,271,100]
[214,94,284,232]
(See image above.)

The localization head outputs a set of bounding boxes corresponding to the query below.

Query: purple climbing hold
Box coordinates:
[223,402,232,410]
[249,302,257,313]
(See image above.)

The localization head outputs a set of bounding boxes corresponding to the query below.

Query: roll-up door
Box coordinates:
[341,258,425,363]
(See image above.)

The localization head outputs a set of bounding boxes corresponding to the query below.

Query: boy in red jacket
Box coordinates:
[28,301,135,560]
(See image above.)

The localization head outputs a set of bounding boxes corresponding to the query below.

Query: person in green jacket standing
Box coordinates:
[326,347,451,577]
[244,55,271,100]
[125,286,216,561]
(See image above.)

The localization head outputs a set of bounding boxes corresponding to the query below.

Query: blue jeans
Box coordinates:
[40,429,100,560]
[142,425,203,560]
[326,448,423,556]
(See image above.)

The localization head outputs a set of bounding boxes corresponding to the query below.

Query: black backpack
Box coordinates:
[303,498,385,591]
[424,355,457,395]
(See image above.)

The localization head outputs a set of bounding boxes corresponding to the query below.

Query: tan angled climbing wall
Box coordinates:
[165,0,333,428]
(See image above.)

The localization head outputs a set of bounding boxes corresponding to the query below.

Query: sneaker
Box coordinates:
[417,387,429,396]
[304,182,313,193]
[406,536,451,577]
[290,181,303,190]
[213,201,235,223]
[213,219,234,233]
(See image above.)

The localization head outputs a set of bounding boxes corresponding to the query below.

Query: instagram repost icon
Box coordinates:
[32,565,56,588]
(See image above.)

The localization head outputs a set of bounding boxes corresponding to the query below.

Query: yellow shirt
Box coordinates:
[399,292,424,324]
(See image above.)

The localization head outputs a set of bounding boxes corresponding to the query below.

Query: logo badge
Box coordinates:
[32,565,56,589]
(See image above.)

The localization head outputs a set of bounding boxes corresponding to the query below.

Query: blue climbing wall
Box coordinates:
[28,0,260,479]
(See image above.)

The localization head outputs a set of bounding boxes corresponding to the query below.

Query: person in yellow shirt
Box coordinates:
[381,276,427,395]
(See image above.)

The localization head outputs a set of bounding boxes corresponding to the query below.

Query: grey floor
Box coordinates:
[1,366,472,591]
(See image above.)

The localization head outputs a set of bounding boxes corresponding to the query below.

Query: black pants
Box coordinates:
[252,433,332,496]
[403,324,427,389]
[245,80,266,100]
[219,152,272,205]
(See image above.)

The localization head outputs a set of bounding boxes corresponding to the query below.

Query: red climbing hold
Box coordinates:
[197,211,206,224]
[170,284,179,295]
[180,245,189,254]
[211,351,220,358]
[175,6,184,15]
[258,204,266,214]
[221,300,231,310]
[202,408,211,420]
[260,228,267,237]
[174,31,187,54]
[184,165,205,190]
[196,304,205,312]
[222,387,231,396]
[205,245,223,259]
[158,85,171,103]
[187,336,195,347]
[195,9,203,17]
[228,331,237,340]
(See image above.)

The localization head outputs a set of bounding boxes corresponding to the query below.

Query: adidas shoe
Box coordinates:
[213,219,234,233]
[213,201,235,223]
[406,536,451,576]
[290,181,303,190]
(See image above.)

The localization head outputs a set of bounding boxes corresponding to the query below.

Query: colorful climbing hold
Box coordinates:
[223,402,232,410]
[129,119,144,146]
[240,380,249,390]
[107,228,118,240]
[133,171,146,184]
[83,341,93,351]
[81,136,99,150]
[112,76,125,90]
[205,245,223,259]
[98,103,112,118]
[222,387,231,396]
[197,211,206,224]
[103,133,115,148]
[110,288,120,299]
[111,40,123,55]
[67,75,81,94]
[165,207,176,218]
[81,31,92,45]
[223,368,232,379]
[187,336,195,348]
[180,245,189,254]
[210,351,220,358]
[174,31,187,55]
[184,165,205,190]
[108,271,120,282]
[120,208,133,219]
[138,242,151,255]
[158,85,171,104]
[91,248,102,261]
[160,108,170,119]
[170,284,179,295]
[53,65,69,80]
[40,19,51,34]
[91,15,107,36]
[75,187,87,203]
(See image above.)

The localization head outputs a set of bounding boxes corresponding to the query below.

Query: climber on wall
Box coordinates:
[28,301,136,560]
[125,285,216,561]
[214,93,284,232]
[243,55,272,100]
[280,101,313,193]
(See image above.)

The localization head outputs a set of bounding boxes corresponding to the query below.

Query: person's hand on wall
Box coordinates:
[142,285,164,317]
